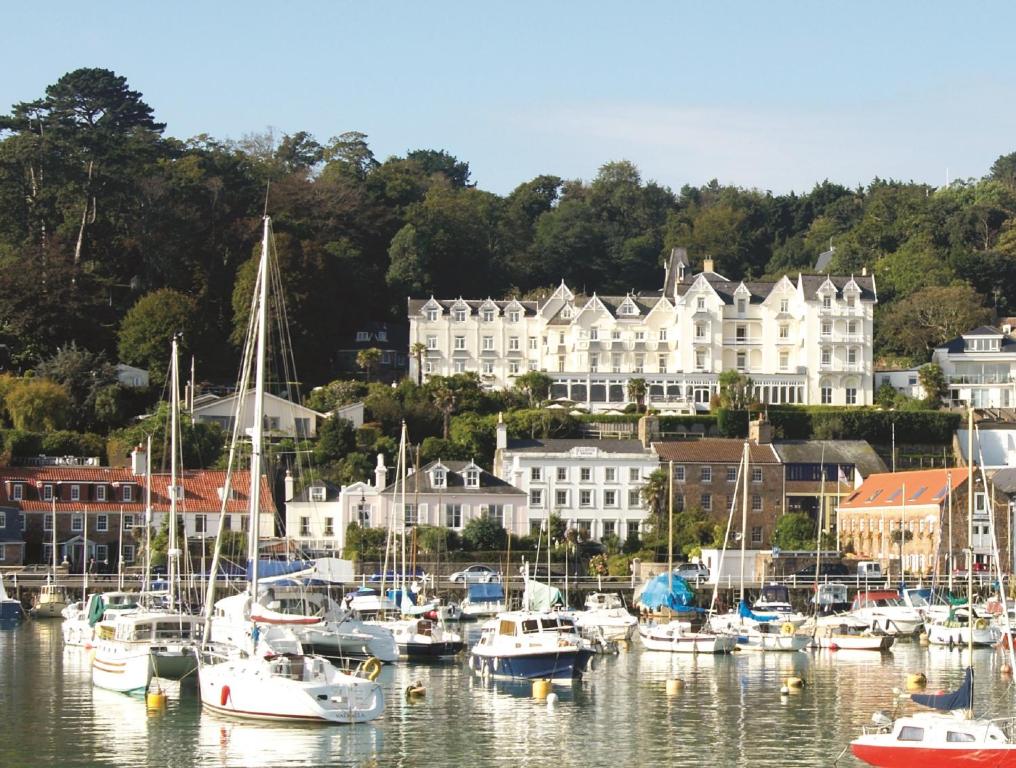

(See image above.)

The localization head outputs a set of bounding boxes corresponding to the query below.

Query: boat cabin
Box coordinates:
[755,583,793,610]
[108,614,204,643]
[585,592,625,611]
[851,591,904,610]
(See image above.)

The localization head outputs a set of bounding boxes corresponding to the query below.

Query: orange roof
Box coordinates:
[837,469,965,510]
[653,439,779,464]
[0,466,276,515]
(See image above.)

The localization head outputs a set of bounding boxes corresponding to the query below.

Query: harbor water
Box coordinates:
[2,620,1015,767]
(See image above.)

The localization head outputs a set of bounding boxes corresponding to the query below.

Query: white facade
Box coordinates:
[931,326,1016,409]
[408,253,877,411]
[192,390,325,439]
[875,369,925,400]
[494,420,656,542]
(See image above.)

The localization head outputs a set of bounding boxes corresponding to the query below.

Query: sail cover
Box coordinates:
[636,572,698,612]
[523,580,564,611]
[911,667,973,711]
[738,600,778,622]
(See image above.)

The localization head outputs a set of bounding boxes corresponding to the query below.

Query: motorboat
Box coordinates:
[925,605,1001,647]
[851,668,1016,767]
[469,610,595,682]
[31,582,70,619]
[752,583,807,626]
[91,611,203,693]
[570,592,638,643]
[62,591,139,647]
[460,582,506,619]
[811,621,894,651]
[373,615,464,659]
[639,620,736,654]
[849,591,923,636]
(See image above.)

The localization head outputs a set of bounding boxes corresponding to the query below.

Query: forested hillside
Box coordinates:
[1,68,1013,389]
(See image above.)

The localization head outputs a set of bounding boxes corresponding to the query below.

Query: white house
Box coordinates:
[191,390,326,439]
[329,401,365,429]
[285,454,528,555]
[493,417,657,542]
[931,326,1016,408]
[874,369,925,400]
[408,248,877,411]
[116,363,150,389]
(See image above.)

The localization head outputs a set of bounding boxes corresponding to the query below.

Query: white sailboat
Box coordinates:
[197,216,384,723]
[31,496,69,618]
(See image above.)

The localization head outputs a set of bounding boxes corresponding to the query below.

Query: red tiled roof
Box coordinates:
[837,469,965,510]
[0,466,276,515]
[652,440,780,464]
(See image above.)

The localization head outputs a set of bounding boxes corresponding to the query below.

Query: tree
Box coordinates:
[875,381,899,408]
[641,468,670,530]
[918,363,948,407]
[877,284,992,362]
[34,342,119,431]
[118,289,199,385]
[5,378,72,431]
[718,370,754,409]
[315,416,356,464]
[356,348,382,382]
[513,370,552,408]
[772,512,817,551]
[410,342,428,386]
[627,378,647,413]
[461,516,507,551]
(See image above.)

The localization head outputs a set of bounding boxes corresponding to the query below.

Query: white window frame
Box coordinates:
[96,514,108,533]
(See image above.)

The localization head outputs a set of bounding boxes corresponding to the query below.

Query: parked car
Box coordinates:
[856,561,884,581]
[791,562,849,579]
[675,562,710,583]
[448,564,501,584]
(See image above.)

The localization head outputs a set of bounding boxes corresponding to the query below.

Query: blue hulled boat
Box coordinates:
[469,610,595,682]
[0,575,25,629]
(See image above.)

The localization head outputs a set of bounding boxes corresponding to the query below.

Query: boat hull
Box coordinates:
[639,625,736,654]
[816,633,894,651]
[92,645,152,693]
[399,640,465,659]
[31,599,68,618]
[926,623,1000,647]
[851,742,1016,767]
[469,648,594,682]
[735,632,810,652]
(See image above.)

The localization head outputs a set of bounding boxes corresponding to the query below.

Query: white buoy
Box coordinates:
[546,692,558,708]
[780,685,790,696]
[666,678,685,695]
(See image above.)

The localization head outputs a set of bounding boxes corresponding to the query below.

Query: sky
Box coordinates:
[3,1,1016,196]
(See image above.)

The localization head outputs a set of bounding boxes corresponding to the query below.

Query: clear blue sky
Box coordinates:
[4,1,1015,195]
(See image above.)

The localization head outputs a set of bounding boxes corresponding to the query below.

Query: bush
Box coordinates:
[716,408,749,438]
[766,406,960,444]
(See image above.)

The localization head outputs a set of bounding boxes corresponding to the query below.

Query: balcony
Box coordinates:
[819,304,864,317]
[946,374,1016,385]
[722,336,762,346]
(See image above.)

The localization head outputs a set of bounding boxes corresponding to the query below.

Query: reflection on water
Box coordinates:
[3,623,1016,768]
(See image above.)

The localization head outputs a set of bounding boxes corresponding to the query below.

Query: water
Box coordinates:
[3,621,1015,767]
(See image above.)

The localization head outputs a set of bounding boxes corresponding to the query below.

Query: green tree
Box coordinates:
[461,516,507,551]
[34,342,120,431]
[315,416,356,464]
[918,363,948,407]
[5,378,72,431]
[718,370,754,409]
[627,377,648,413]
[877,284,993,362]
[118,289,199,385]
[356,348,382,383]
[410,341,428,386]
[875,381,899,408]
[513,371,552,408]
[772,512,816,551]
[641,468,670,530]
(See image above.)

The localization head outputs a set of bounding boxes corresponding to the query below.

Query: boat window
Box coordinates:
[898,726,924,741]
[522,619,541,633]
[540,618,559,631]
[132,623,153,640]
[498,620,517,636]
[946,732,975,743]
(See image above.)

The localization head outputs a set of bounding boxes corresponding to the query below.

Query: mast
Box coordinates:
[83,503,88,595]
[117,505,124,592]
[400,424,408,610]
[144,435,152,595]
[168,334,180,612]
[814,445,826,599]
[50,494,57,579]
[247,216,271,600]
[668,460,674,597]
[947,470,954,593]
[739,440,748,605]
[966,406,974,697]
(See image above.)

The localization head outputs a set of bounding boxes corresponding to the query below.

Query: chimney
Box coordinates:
[496,412,507,452]
[703,258,714,274]
[130,444,147,476]
[637,413,660,449]
[748,415,773,445]
[862,266,868,276]
[374,453,388,489]
[284,469,294,502]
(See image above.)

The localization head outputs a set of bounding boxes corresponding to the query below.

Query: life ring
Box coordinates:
[974,618,989,631]
[780,622,795,636]
[220,685,231,707]
[362,657,382,682]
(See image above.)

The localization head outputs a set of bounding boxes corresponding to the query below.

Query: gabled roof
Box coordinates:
[837,469,964,510]
[652,440,779,464]
[382,460,524,496]
[963,326,1004,337]
[798,274,877,302]
[505,438,652,455]
[663,247,690,296]
[814,246,835,271]
[770,440,887,477]
[191,390,325,419]
[291,480,342,503]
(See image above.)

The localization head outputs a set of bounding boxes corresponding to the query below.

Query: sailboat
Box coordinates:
[92,336,203,694]
[31,497,69,618]
[850,408,1016,766]
[197,216,384,723]
[368,424,464,659]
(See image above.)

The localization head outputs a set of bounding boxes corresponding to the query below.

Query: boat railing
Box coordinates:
[990,716,1016,741]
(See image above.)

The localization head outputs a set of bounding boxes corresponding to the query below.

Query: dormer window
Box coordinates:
[432,468,447,488]
[508,310,520,323]
[846,295,856,308]
[356,331,370,342]
[71,485,80,502]
[697,296,706,311]
[560,306,572,319]
[310,486,326,502]
[377,330,387,342]
[122,485,133,502]
[482,309,494,322]
[965,336,1001,352]
[737,298,746,314]
[780,298,789,313]
[96,485,107,502]
[465,468,479,488]
[822,295,831,309]
[11,484,23,501]
[43,484,53,501]
[425,308,438,322]
[453,308,467,322]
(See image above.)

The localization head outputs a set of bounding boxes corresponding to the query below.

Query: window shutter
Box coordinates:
[418,503,428,524]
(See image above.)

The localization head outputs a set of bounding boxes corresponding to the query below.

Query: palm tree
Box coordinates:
[628,377,648,413]
[356,347,382,382]
[641,467,670,530]
[430,381,457,439]
[513,370,552,408]
[410,342,428,386]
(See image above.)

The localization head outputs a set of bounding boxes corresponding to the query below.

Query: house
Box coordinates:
[116,363,150,389]
[408,248,877,411]
[0,505,24,565]
[2,449,276,571]
[931,326,1016,409]
[191,390,325,439]
[329,401,365,430]
[874,369,925,400]
[835,468,1005,576]
[333,321,409,383]
[493,417,656,542]
[285,453,527,555]
[651,437,783,550]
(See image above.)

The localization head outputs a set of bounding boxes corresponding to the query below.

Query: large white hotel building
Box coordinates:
[407,249,877,411]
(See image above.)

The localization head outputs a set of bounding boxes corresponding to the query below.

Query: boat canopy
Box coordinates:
[636,572,697,612]
[910,667,973,712]
[738,600,777,622]
[468,583,505,601]
[523,580,564,611]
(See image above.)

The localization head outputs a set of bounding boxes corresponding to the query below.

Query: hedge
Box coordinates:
[765,407,960,444]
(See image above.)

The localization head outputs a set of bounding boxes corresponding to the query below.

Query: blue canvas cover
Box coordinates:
[247,559,314,580]
[911,667,973,712]
[637,572,699,612]
[738,600,778,622]
[467,583,505,601]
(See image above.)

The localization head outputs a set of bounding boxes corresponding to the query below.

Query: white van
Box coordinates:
[856,561,883,580]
